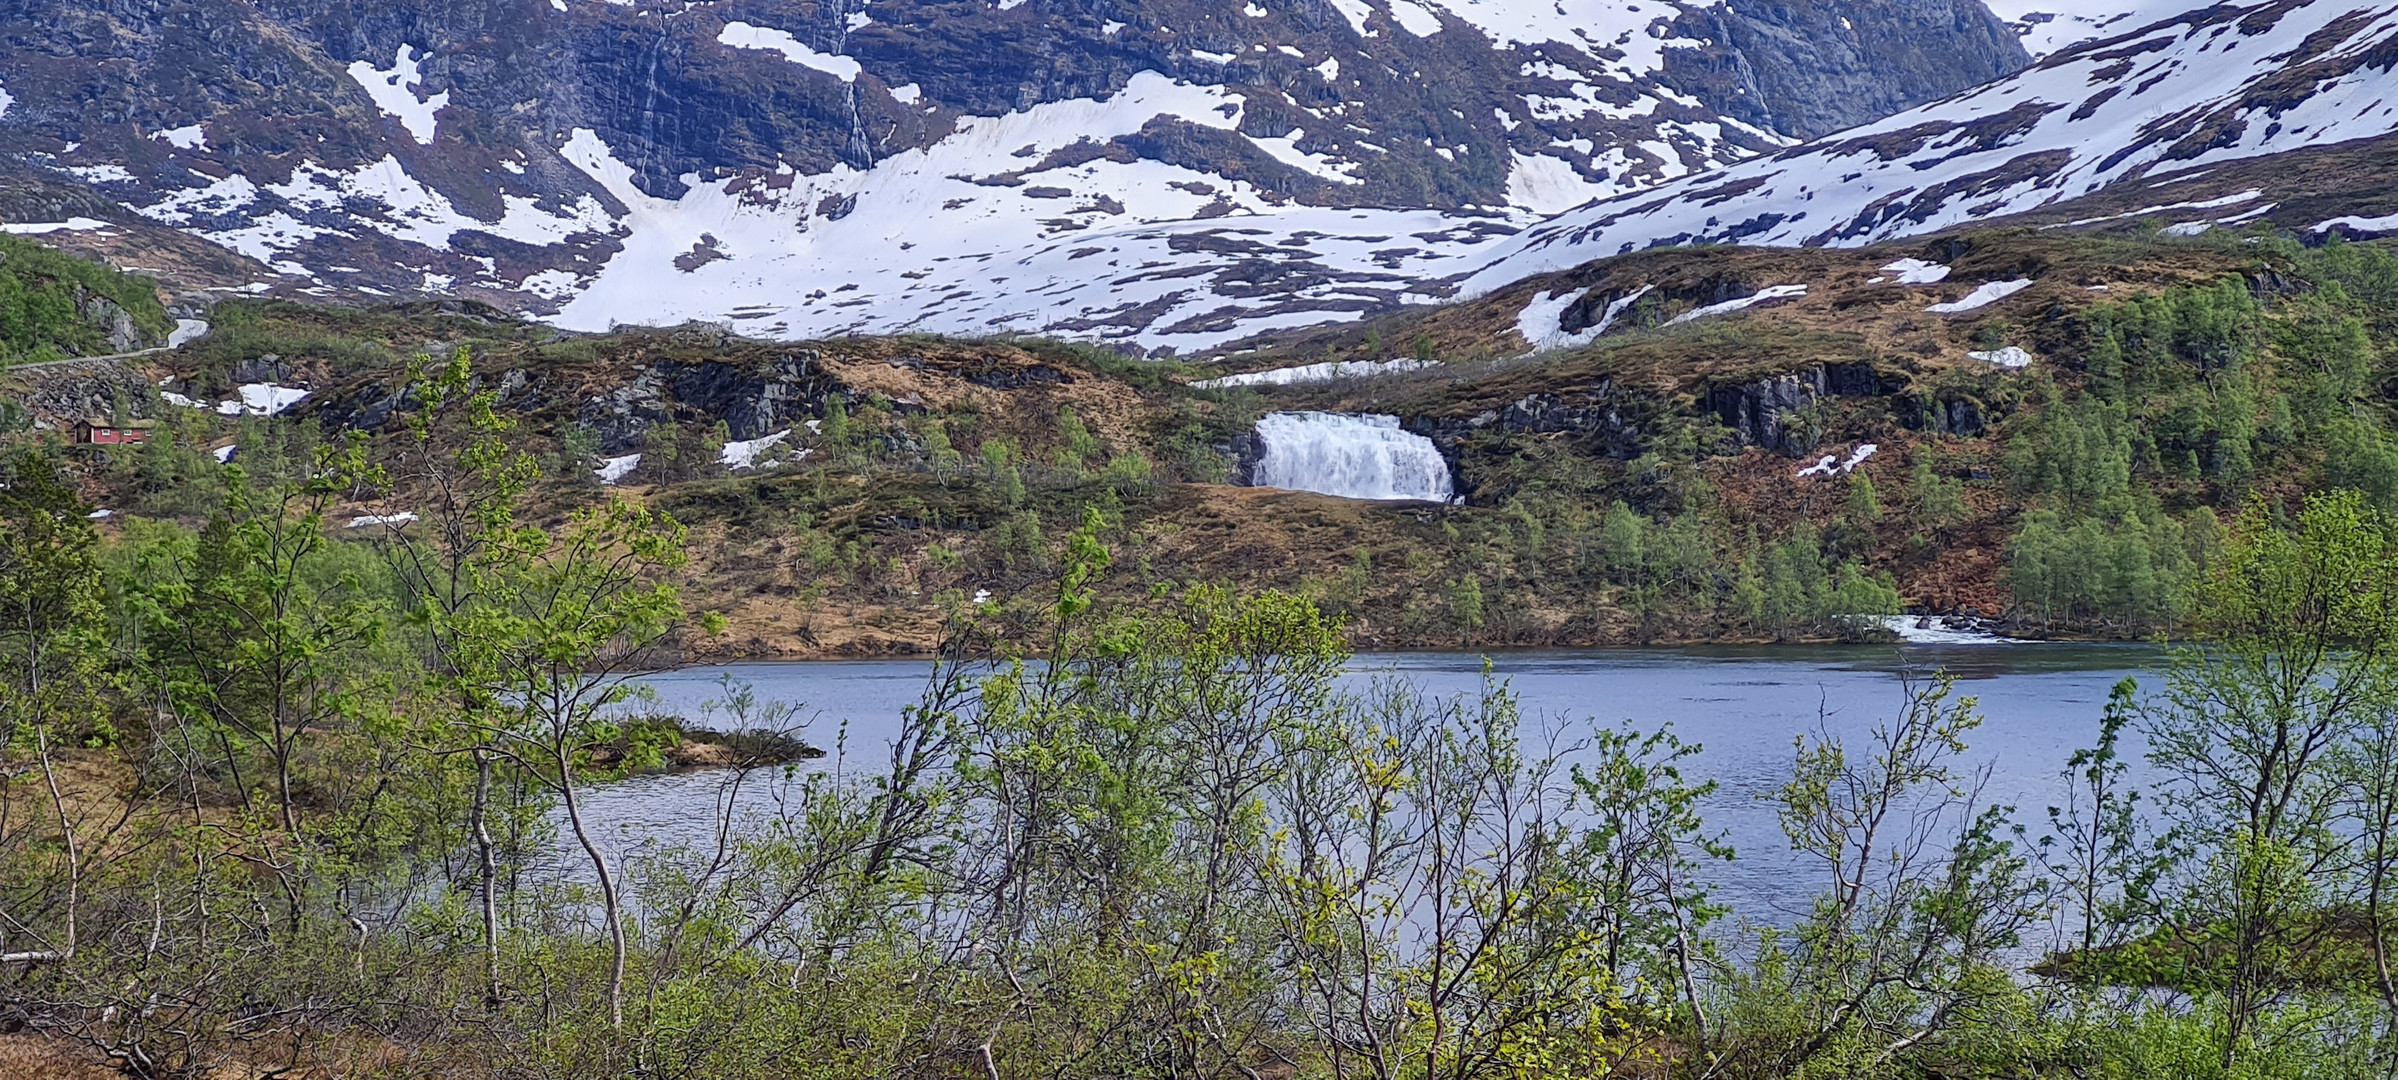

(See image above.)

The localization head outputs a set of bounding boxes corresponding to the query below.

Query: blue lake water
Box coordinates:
[572,644,2167,927]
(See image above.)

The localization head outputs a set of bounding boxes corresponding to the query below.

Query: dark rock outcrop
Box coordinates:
[1708,371,1826,457]
[1707,362,1903,455]
[1901,392,1987,437]
[665,352,844,441]
[577,365,673,453]
[1408,387,1643,457]
[572,352,852,451]
[965,363,1071,391]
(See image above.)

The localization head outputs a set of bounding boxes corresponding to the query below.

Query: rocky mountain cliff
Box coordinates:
[0,0,2026,353]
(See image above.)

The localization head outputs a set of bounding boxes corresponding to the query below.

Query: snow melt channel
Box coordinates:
[1193,358,1431,389]
[1251,412,1454,503]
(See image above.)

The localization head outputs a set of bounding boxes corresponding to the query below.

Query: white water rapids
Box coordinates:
[1251,412,1455,502]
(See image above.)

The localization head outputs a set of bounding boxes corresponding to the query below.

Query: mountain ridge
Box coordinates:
[1453,0,2398,299]
[0,0,2030,351]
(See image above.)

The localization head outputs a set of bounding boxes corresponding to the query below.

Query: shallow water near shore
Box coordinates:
[568,643,2167,927]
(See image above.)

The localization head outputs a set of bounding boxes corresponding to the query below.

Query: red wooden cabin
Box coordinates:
[74,418,156,445]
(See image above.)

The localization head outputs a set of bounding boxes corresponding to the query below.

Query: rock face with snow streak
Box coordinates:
[0,0,2024,351]
[1458,0,2398,295]
[1251,412,1455,502]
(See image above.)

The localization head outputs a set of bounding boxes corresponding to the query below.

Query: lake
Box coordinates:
[569,643,2168,927]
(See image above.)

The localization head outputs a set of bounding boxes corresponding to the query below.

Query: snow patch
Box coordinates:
[1323,0,1376,36]
[1665,284,1806,326]
[65,165,135,185]
[1515,281,1657,350]
[1797,443,1877,478]
[1247,129,1362,184]
[1,218,113,235]
[1982,1,2175,60]
[1429,0,1707,73]
[1879,258,1950,285]
[1926,280,2032,314]
[1193,358,1432,388]
[518,269,582,299]
[720,430,791,469]
[547,73,1479,351]
[1505,151,1617,215]
[236,384,310,416]
[168,319,209,348]
[2314,212,2398,235]
[719,21,862,82]
[2051,190,2264,230]
[346,45,448,145]
[212,445,237,463]
[596,453,641,485]
[1513,287,1587,349]
[1968,346,2035,369]
[347,513,420,529]
[152,125,208,151]
[1388,0,1441,36]
[261,157,614,256]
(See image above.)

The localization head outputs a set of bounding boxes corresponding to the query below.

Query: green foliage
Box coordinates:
[1910,455,1967,530]
[1744,676,2042,1078]
[1055,403,1102,474]
[1445,571,1485,637]
[0,234,171,362]
[2008,396,2133,510]
[1749,525,1901,638]
[1844,472,1880,522]
[2124,491,2398,1068]
[2006,497,2210,629]
[0,450,112,747]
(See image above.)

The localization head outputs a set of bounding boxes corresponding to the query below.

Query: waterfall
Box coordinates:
[1252,412,1455,502]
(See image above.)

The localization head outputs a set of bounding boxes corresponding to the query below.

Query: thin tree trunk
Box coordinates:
[473,749,502,1009]
[557,748,626,1028]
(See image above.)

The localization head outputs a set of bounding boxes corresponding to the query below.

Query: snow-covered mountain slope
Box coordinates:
[0,0,2026,353]
[1456,0,2398,300]
[1982,1,2186,59]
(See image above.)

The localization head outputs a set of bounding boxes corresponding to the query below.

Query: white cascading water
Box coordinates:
[1251,412,1456,502]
